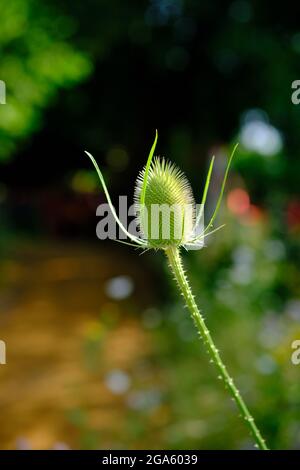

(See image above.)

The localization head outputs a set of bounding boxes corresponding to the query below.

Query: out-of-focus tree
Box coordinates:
[0,0,92,160]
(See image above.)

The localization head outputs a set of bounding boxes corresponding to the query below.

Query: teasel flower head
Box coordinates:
[84,136,271,452]
[134,155,197,248]
[85,131,238,251]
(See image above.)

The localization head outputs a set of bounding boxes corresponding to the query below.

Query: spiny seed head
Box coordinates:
[84,131,238,252]
[134,157,196,249]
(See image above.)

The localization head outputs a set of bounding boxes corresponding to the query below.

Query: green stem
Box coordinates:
[165,245,268,450]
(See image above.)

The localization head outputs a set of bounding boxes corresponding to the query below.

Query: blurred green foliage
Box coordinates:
[0,0,92,160]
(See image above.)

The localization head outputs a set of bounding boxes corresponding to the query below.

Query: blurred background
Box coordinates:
[0,0,300,450]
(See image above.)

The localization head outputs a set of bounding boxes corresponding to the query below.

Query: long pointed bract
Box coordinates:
[140,130,158,206]
[204,143,239,234]
[196,155,215,228]
[184,224,226,250]
[84,151,147,246]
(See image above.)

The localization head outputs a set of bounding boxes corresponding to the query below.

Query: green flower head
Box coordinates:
[85,131,238,251]
[134,156,196,248]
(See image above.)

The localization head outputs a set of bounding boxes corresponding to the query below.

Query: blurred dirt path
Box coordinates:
[0,241,154,449]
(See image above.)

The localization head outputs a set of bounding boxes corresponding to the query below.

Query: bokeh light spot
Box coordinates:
[227,188,250,215]
[104,370,131,395]
[239,110,283,156]
[106,146,129,172]
[105,276,134,300]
